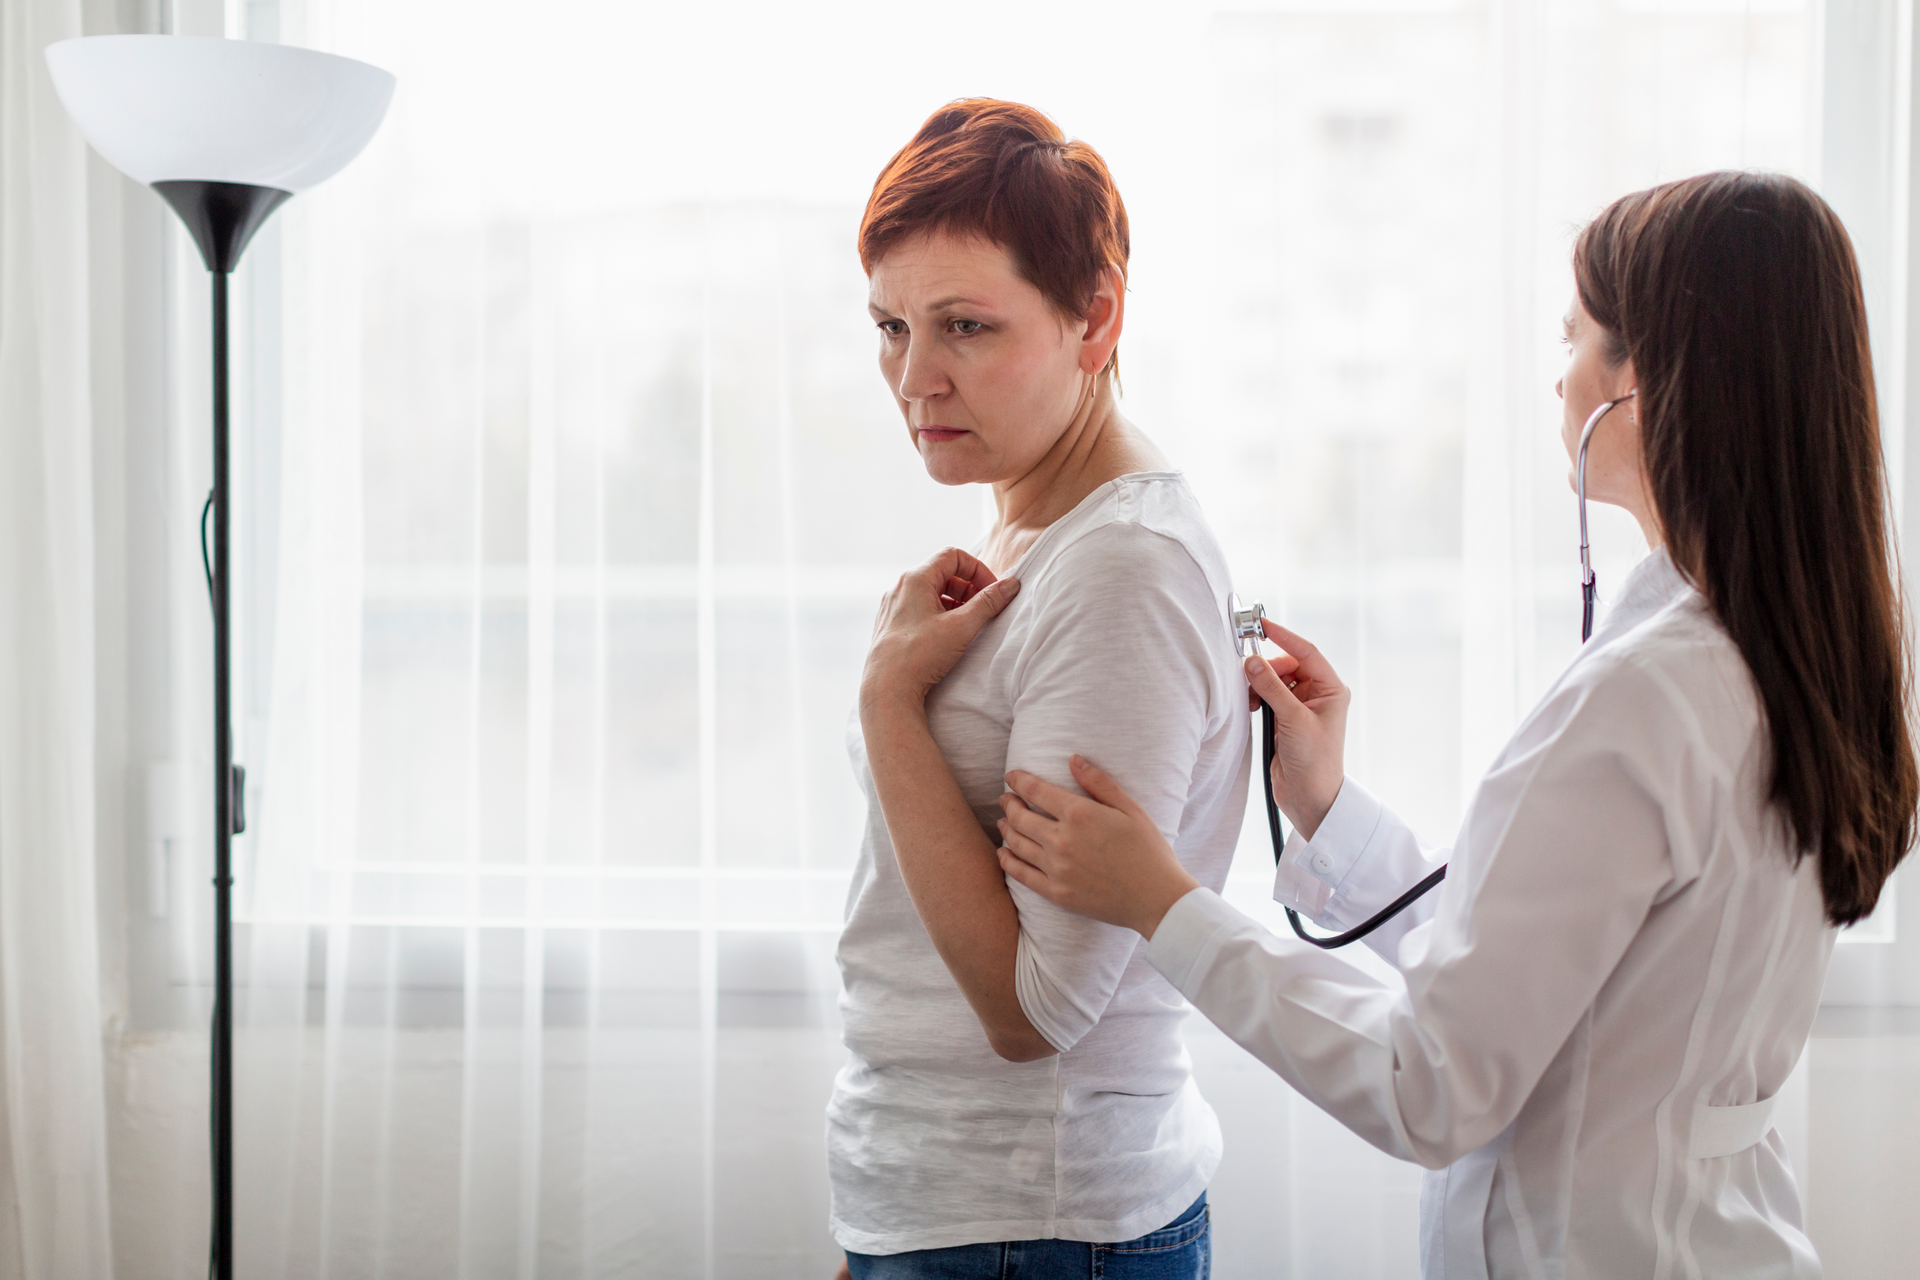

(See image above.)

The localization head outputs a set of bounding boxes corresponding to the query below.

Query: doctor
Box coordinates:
[990,170,1918,1277]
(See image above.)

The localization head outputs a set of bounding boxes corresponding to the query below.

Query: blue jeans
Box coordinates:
[845,1193,1210,1279]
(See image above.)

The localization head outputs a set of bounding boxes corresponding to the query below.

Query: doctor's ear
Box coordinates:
[1615,354,1639,404]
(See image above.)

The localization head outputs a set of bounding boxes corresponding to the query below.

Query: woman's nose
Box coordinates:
[1555,377,1564,400]
[898,337,948,402]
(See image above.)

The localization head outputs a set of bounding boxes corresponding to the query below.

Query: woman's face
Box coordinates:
[1557,294,1644,510]
[867,232,1115,487]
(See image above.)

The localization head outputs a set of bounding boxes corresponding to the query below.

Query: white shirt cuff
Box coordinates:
[1146,888,1248,996]
[1273,776,1386,916]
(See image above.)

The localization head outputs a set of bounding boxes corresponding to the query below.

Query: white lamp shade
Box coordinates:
[44,36,394,193]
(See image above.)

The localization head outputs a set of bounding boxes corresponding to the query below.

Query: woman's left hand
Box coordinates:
[860,547,1021,715]
[996,756,1200,939]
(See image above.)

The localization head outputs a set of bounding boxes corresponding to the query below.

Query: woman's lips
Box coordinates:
[916,427,967,443]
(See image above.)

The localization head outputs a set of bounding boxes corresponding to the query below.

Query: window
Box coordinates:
[119,1,1914,1274]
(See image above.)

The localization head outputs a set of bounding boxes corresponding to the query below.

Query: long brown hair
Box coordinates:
[1574,171,1916,925]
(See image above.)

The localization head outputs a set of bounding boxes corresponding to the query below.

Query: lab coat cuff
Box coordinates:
[1274,776,1384,908]
[1147,888,1247,996]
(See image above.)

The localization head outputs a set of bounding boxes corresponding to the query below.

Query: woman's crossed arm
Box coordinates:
[858,547,1052,1062]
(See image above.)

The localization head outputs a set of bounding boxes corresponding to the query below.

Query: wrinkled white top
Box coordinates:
[1150,549,1835,1279]
[829,473,1251,1254]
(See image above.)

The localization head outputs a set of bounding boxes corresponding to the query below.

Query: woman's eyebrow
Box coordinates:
[928,294,991,310]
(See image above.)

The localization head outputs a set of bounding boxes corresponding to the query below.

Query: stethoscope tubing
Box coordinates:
[1268,390,1633,947]
[1577,390,1634,644]
[1273,699,1448,949]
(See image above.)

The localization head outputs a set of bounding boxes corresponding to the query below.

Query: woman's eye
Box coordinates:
[878,320,905,337]
[951,319,983,336]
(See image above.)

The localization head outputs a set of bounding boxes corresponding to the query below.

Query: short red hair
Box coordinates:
[859,99,1130,377]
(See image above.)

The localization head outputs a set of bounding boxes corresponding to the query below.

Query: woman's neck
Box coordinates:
[983,378,1164,569]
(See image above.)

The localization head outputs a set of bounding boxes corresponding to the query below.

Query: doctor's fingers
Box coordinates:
[995,818,1050,865]
[1243,653,1311,725]
[998,793,1058,843]
[997,845,1061,903]
[1259,619,1346,692]
[1002,769,1084,821]
[1065,755,1155,822]
[1248,656,1300,712]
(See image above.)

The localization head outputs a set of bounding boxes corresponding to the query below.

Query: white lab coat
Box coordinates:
[1147,550,1833,1278]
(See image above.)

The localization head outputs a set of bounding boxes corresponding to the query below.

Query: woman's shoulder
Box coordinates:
[1008,477,1242,704]
[1040,472,1231,599]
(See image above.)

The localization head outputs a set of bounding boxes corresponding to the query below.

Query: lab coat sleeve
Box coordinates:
[1003,521,1224,1054]
[1274,777,1448,965]
[1149,655,1682,1167]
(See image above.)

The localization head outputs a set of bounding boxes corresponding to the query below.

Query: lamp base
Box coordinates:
[154,180,292,274]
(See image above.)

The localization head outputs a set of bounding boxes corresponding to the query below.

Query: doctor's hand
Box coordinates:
[860,547,1020,718]
[1245,618,1349,840]
[995,759,1200,939]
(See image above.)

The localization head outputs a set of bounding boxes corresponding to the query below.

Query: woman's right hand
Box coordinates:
[859,547,1019,717]
[1243,618,1350,840]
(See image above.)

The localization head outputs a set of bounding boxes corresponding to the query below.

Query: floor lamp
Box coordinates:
[45,35,393,1280]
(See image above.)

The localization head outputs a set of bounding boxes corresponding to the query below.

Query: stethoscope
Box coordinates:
[1233,391,1636,949]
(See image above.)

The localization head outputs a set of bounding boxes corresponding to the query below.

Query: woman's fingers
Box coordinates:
[924,546,996,596]
[949,576,1019,631]
[898,548,1021,625]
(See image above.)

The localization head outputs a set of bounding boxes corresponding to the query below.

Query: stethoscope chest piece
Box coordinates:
[1229,592,1267,659]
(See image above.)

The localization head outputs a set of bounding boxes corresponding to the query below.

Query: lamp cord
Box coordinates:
[199,490,214,604]
[199,487,218,1280]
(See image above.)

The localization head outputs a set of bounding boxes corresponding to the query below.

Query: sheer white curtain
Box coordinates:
[110,1,1892,1277]
[0,0,115,1275]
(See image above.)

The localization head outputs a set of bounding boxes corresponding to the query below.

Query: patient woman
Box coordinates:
[827,100,1249,1280]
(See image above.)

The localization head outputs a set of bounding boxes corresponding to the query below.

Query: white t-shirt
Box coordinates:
[828,472,1252,1254]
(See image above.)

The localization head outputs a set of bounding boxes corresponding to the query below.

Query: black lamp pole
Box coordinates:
[154,178,291,1280]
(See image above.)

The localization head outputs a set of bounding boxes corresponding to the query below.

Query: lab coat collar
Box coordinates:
[1589,547,1691,647]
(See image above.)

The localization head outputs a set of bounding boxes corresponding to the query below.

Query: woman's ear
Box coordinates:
[1078,264,1125,376]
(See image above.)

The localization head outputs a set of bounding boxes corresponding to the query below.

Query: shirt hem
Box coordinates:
[831,1167,1213,1256]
